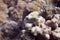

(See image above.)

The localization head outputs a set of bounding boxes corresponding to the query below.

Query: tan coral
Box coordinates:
[32,1,44,9]
[0,12,8,26]
[17,0,27,9]
[0,3,8,26]
[0,3,8,14]
[27,3,40,11]
[27,1,44,11]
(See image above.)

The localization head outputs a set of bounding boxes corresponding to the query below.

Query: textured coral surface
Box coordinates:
[0,0,60,40]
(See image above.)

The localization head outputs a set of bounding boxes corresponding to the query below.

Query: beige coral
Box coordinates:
[17,0,27,9]
[0,3,8,26]
[26,0,45,11]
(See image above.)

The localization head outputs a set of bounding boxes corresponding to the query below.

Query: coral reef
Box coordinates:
[0,0,60,40]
